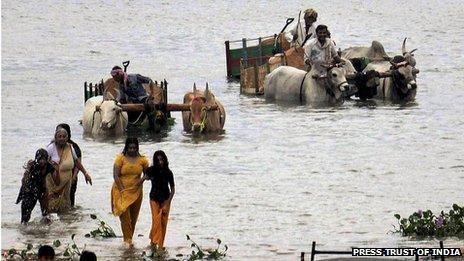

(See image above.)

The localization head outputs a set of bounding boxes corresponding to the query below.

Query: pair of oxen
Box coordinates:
[264,36,419,106]
[82,80,225,136]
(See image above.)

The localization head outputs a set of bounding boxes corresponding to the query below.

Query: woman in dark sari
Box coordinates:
[16,148,58,224]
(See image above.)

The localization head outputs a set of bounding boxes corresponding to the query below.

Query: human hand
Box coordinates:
[26,159,34,169]
[162,206,168,214]
[84,172,93,186]
[292,34,298,42]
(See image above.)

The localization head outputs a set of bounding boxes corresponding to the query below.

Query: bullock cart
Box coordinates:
[225,34,290,94]
[83,79,219,134]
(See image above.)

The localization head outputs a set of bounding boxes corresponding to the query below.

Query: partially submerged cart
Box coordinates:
[83,61,219,132]
[225,33,290,95]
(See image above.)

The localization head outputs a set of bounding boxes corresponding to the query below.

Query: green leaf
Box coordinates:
[90,214,97,219]
[85,233,90,238]
[53,240,61,248]
[394,214,401,220]
[71,233,76,240]
[186,235,191,240]
[217,238,222,245]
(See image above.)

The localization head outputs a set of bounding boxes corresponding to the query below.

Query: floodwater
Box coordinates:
[2,0,463,260]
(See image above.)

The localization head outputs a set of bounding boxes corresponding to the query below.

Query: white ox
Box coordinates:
[82,96,128,136]
[264,61,350,105]
[341,40,390,60]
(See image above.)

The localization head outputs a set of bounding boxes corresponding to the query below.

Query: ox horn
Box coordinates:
[412,68,420,74]
[402,37,418,55]
[402,37,408,55]
[193,82,197,92]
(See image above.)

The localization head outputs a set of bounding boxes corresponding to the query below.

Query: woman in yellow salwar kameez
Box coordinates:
[111,137,149,246]
[145,150,175,251]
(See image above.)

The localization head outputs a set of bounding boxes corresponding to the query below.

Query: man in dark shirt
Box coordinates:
[110,66,157,131]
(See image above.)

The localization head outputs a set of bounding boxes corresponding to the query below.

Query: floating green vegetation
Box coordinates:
[394,203,464,238]
[85,214,117,238]
[186,235,228,261]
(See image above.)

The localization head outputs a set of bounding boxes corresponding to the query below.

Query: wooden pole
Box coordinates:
[119,103,218,112]
[84,82,88,103]
[225,40,231,77]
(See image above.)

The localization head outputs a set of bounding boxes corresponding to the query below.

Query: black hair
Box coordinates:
[38,245,55,258]
[152,150,169,170]
[316,24,328,33]
[122,137,140,156]
[35,148,48,162]
[80,250,97,261]
[112,65,122,70]
[56,123,72,139]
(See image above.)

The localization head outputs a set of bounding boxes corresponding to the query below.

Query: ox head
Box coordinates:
[389,56,418,94]
[402,37,418,67]
[99,98,124,130]
[321,63,350,100]
[189,83,213,133]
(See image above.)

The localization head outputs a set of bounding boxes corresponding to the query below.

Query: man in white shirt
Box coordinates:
[286,8,318,47]
[304,24,342,74]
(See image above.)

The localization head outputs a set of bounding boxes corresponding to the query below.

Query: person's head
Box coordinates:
[34,148,49,168]
[54,127,69,147]
[56,123,71,140]
[152,150,169,169]
[38,245,55,261]
[304,8,318,26]
[79,250,97,261]
[123,137,140,157]
[315,24,329,43]
[111,65,124,82]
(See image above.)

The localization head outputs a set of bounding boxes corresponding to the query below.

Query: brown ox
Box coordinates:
[182,83,226,134]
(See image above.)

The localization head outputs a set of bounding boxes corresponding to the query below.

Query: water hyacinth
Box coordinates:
[393,204,464,238]
[436,214,444,228]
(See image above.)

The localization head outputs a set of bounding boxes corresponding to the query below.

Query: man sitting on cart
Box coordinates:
[110,66,158,131]
[303,25,342,74]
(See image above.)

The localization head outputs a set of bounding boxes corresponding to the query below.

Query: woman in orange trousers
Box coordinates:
[146,150,175,251]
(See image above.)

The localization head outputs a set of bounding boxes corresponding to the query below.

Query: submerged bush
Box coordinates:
[394,204,464,238]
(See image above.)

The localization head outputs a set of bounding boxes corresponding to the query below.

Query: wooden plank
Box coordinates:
[226,36,281,78]
[119,103,218,112]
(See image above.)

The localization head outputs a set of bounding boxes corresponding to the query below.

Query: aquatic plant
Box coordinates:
[63,234,86,259]
[187,235,228,260]
[393,204,464,238]
[84,214,117,238]
[3,243,34,260]
[3,240,60,260]
[141,245,170,261]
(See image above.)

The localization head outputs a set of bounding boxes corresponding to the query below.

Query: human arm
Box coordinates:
[119,83,127,104]
[329,41,342,65]
[162,171,175,213]
[134,168,148,187]
[74,157,92,185]
[304,44,312,65]
[113,163,124,191]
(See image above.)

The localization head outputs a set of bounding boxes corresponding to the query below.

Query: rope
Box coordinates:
[299,71,310,103]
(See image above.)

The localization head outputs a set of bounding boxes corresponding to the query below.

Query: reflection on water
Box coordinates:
[2,0,464,260]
